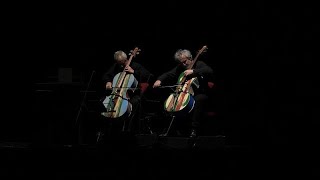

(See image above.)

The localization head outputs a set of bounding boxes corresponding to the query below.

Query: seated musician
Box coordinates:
[153,47,214,138]
[99,49,152,141]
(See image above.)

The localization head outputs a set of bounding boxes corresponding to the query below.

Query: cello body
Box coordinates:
[101,47,140,119]
[164,73,198,114]
[102,72,138,118]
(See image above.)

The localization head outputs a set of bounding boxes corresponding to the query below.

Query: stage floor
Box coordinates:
[1,134,310,179]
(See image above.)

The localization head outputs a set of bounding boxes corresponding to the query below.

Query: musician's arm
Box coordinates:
[133,63,152,83]
[102,63,117,84]
[193,61,213,77]
[157,66,179,83]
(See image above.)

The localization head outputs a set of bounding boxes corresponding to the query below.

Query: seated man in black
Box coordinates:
[153,47,214,138]
[99,48,152,143]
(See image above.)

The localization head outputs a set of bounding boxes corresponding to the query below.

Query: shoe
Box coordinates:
[176,130,182,137]
[189,129,197,138]
[159,133,168,137]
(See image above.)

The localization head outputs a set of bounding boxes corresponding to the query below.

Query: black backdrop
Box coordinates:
[4,1,317,148]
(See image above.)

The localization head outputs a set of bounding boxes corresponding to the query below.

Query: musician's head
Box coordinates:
[114,50,128,66]
[174,49,193,68]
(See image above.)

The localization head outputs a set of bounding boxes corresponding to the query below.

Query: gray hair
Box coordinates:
[114,50,127,60]
[174,49,193,61]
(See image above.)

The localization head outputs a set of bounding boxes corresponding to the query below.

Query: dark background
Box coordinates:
[3,1,318,148]
[0,1,318,179]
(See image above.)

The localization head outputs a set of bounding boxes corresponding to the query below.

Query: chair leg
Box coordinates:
[138,116,154,135]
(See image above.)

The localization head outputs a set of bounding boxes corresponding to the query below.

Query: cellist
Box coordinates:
[153,48,214,138]
[100,50,152,140]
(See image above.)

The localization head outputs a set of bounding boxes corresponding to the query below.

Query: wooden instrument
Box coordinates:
[102,47,140,118]
[164,45,208,114]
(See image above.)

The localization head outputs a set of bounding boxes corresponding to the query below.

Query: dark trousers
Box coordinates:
[191,93,209,129]
[97,95,141,144]
[125,95,141,134]
[166,93,209,136]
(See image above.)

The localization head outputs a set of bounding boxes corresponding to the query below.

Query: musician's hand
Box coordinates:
[106,82,112,89]
[184,70,194,76]
[124,65,134,74]
[153,80,162,88]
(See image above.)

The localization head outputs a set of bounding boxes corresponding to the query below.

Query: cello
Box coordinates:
[164,45,208,114]
[102,47,140,118]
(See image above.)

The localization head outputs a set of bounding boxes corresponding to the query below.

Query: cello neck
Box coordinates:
[124,47,140,70]
[188,45,208,70]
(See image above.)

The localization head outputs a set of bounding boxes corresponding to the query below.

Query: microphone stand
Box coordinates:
[74,70,95,146]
